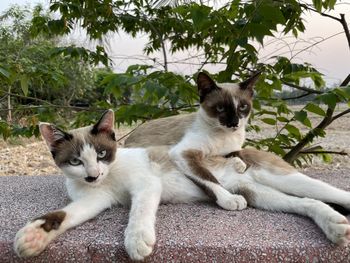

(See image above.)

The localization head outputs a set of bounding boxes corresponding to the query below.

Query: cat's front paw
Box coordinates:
[232,157,247,174]
[217,194,247,211]
[124,226,156,261]
[323,214,350,245]
[14,219,52,257]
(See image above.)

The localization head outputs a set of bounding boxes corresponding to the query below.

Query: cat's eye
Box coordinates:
[239,104,248,111]
[97,150,107,159]
[69,158,82,166]
[216,105,224,113]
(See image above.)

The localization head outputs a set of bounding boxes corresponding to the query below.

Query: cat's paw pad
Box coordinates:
[125,226,156,261]
[232,157,247,174]
[14,219,51,258]
[217,194,247,211]
[327,222,350,245]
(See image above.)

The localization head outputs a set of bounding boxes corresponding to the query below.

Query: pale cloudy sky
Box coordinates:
[1,0,349,86]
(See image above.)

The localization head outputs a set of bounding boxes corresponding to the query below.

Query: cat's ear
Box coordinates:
[239,71,261,96]
[197,72,220,103]
[39,123,72,149]
[91,109,115,135]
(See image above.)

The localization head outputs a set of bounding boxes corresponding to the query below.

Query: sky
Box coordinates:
[1,0,349,86]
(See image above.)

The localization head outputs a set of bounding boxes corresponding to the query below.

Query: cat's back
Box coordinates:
[124,113,196,148]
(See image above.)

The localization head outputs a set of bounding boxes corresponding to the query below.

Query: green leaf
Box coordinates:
[261,118,276,125]
[305,103,325,116]
[321,153,332,163]
[20,75,29,96]
[285,124,301,138]
[0,67,10,79]
[190,4,211,30]
[294,110,312,128]
[319,93,337,109]
[313,0,322,12]
[259,5,285,24]
[0,120,11,140]
[277,116,289,122]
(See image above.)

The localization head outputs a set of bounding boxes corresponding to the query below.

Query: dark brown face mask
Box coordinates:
[196,72,260,129]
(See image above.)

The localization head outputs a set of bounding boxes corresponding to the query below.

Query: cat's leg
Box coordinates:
[252,169,350,209]
[170,149,247,211]
[14,192,113,258]
[124,178,162,261]
[238,182,350,244]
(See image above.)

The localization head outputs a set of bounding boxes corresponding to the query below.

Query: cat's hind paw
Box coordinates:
[125,226,156,261]
[14,219,51,258]
[217,194,247,211]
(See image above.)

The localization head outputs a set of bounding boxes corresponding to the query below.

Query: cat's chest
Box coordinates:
[207,134,243,155]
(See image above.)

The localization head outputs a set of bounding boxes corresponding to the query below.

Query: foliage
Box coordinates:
[1,0,350,165]
[0,5,99,137]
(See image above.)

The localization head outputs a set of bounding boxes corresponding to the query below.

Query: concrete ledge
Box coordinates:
[1,170,350,262]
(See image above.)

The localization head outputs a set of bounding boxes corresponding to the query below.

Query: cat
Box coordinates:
[168,72,260,210]
[14,110,350,261]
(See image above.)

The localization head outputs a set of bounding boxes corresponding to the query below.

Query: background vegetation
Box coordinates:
[0,0,349,166]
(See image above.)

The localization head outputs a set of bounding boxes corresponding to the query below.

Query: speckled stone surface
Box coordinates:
[1,169,350,262]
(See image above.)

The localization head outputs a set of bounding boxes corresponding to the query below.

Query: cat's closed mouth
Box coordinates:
[85,176,99,183]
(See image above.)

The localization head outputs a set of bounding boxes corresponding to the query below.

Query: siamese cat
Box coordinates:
[168,72,260,210]
[14,110,350,261]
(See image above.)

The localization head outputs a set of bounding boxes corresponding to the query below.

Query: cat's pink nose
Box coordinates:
[86,167,100,179]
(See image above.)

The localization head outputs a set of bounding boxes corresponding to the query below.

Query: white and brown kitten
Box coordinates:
[14,110,350,261]
[168,72,260,210]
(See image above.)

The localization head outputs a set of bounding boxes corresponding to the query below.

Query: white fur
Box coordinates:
[14,146,350,260]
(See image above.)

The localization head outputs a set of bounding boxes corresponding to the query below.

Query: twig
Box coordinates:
[0,105,92,112]
[331,109,350,122]
[340,14,350,50]
[282,92,312,101]
[300,4,341,22]
[116,121,146,143]
[281,81,324,94]
[299,150,348,155]
[1,91,55,106]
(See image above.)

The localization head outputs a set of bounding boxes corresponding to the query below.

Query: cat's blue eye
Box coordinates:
[239,104,248,111]
[97,150,107,159]
[216,105,224,113]
[69,158,82,166]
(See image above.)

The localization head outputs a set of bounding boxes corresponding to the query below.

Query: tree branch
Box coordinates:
[283,74,350,163]
[281,80,324,94]
[299,150,348,156]
[331,108,350,122]
[1,91,55,106]
[282,92,312,101]
[340,14,350,50]
[300,4,341,22]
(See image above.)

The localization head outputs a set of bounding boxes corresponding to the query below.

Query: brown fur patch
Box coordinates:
[183,150,219,184]
[236,186,256,205]
[147,146,174,172]
[87,132,117,163]
[147,146,217,200]
[227,148,296,175]
[35,210,66,232]
[125,113,196,148]
[52,136,84,167]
